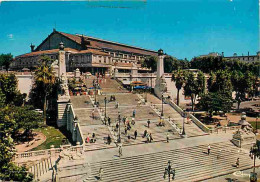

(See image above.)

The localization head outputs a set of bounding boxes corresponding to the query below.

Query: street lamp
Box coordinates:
[250,142,260,182]
[182,112,186,136]
[93,79,98,106]
[163,161,175,182]
[161,93,164,117]
[255,113,259,135]
[104,96,107,119]
[118,111,121,143]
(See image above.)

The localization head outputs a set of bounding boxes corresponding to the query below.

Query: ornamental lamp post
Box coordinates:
[256,113,259,135]
[161,92,164,117]
[249,142,260,182]
[94,80,97,106]
[104,96,107,119]
[163,160,175,182]
[182,112,186,136]
[118,111,121,143]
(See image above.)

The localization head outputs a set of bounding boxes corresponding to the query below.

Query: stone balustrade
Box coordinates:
[165,99,210,133]
[14,144,83,161]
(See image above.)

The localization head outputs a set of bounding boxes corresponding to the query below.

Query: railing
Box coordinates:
[14,144,83,161]
[187,113,210,133]
[209,125,241,134]
[67,104,85,145]
[166,99,210,133]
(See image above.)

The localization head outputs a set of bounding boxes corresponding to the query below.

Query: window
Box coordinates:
[99,60,101,63]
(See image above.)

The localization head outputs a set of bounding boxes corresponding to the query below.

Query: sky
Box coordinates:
[0,0,258,60]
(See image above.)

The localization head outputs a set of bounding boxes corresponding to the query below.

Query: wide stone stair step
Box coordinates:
[83,142,253,182]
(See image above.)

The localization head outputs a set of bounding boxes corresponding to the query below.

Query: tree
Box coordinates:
[196,71,206,96]
[197,92,233,119]
[190,55,260,76]
[172,69,187,106]
[164,56,174,73]
[208,70,233,96]
[0,73,24,106]
[141,56,157,72]
[184,71,206,111]
[0,134,33,182]
[0,53,13,72]
[184,71,197,111]
[31,56,55,125]
[231,71,246,109]
[13,106,43,138]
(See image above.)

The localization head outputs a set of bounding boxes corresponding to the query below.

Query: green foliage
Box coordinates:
[197,92,233,117]
[0,106,17,137]
[0,73,24,106]
[172,69,188,105]
[0,135,33,182]
[30,56,56,124]
[164,56,190,73]
[32,126,69,150]
[0,163,33,182]
[183,72,197,110]
[190,56,260,76]
[13,106,43,136]
[0,53,13,71]
[231,70,257,109]
[141,56,158,72]
[207,70,233,95]
[196,71,206,96]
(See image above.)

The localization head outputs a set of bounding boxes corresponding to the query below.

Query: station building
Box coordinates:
[11,29,158,74]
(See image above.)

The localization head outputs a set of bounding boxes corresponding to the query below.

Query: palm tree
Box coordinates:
[184,71,197,111]
[171,69,187,106]
[34,56,55,125]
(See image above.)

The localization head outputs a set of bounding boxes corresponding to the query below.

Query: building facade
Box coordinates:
[198,52,260,64]
[11,29,157,74]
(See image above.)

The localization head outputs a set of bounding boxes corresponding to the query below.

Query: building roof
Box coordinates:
[16,48,78,58]
[58,31,157,56]
[16,48,109,59]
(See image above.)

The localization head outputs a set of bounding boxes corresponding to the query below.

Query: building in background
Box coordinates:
[11,29,157,74]
[198,51,260,64]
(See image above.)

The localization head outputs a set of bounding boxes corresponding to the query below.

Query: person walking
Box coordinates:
[133,109,136,117]
[125,126,128,135]
[123,116,126,125]
[92,133,96,143]
[99,167,103,180]
[134,130,137,140]
[92,110,95,119]
[208,144,211,155]
[166,133,169,143]
[86,135,90,143]
[131,117,135,125]
[119,146,122,157]
[146,133,150,143]
[143,130,147,138]
[147,119,151,128]
[150,133,153,142]
[236,158,240,168]
[116,123,119,131]
[104,117,107,125]
[108,117,111,126]
[107,135,111,145]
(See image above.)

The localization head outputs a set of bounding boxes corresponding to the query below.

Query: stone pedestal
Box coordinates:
[58,49,66,78]
[74,68,80,82]
[231,130,256,147]
[154,49,168,98]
